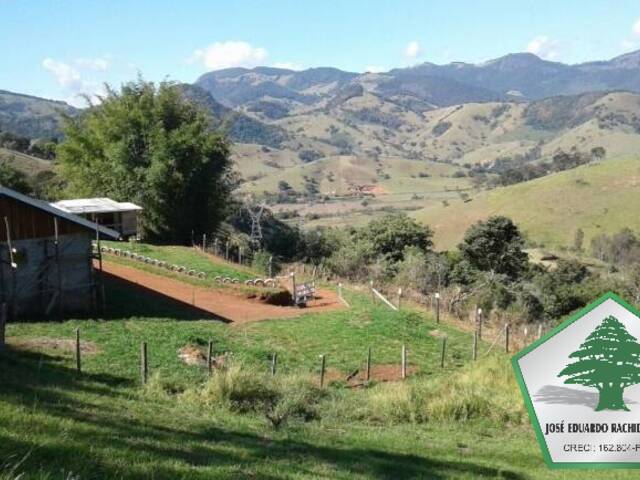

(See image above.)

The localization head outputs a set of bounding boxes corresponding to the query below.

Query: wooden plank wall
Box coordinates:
[0,196,86,241]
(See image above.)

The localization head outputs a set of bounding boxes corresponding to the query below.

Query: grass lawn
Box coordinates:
[1,280,635,479]
[102,241,259,281]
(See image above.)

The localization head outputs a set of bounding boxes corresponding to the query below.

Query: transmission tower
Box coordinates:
[243,199,266,248]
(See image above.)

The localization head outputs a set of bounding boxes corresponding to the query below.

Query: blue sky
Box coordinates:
[2,0,640,106]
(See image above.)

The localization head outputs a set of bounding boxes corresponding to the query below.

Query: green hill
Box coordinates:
[413,155,640,250]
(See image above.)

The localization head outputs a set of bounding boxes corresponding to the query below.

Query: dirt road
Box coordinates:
[100,260,343,324]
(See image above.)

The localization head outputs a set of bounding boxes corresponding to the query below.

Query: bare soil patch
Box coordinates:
[101,260,343,324]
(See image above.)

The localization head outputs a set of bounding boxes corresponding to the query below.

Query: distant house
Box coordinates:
[52,198,143,238]
[0,187,119,318]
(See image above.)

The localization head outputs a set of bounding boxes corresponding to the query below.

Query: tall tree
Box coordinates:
[559,315,640,411]
[458,216,528,280]
[57,79,232,242]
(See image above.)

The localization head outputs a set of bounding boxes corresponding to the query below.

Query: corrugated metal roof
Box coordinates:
[0,187,120,239]
[52,197,143,214]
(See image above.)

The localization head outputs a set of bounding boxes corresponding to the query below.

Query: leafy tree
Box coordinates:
[357,213,433,262]
[57,79,231,242]
[0,161,32,194]
[559,316,640,411]
[458,216,528,280]
[591,146,606,161]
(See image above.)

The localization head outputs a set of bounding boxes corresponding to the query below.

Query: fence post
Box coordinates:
[505,324,510,353]
[214,238,219,256]
[397,287,402,310]
[225,241,229,260]
[238,247,242,265]
[0,303,6,351]
[476,307,483,340]
[291,272,297,305]
[440,337,447,368]
[435,292,440,324]
[141,342,148,385]
[472,331,478,361]
[537,323,543,341]
[319,354,326,387]
[268,256,273,278]
[401,344,407,379]
[271,352,277,376]
[202,233,207,252]
[75,328,81,375]
[207,340,213,376]
[366,346,371,381]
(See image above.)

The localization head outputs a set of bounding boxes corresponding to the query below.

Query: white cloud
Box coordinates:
[633,18,640,37]
[364,65,385,73]
[75,57,110,71]
[404,40,422,59]
[42,57,107,107]
[189,41,268,70]
[527,35,560,60]
[42,58,82,89]
[272,61,303,71]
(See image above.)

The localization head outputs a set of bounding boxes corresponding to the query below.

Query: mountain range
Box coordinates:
[3,49,640,248]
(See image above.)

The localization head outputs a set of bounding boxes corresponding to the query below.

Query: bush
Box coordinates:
[189,361,323,429]
[330,356,526,426]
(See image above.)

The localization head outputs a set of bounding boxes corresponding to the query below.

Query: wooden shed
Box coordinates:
[0,187,120,319]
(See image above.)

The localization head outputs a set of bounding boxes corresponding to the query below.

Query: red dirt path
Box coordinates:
[100,260,343,324]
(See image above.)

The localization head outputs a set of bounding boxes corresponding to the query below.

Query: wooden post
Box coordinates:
[440,337,446,368]
[401,344,407,379]
[435,292,440,324]
[268,256,273,278]
[271,352,277,376]
[476,307,483,340]
[202,233,207,252]
[291,272,297,305]
[397,287,402,310]
[0,303,6,351]
[366,346,371,381]
[537,324,543,341]
[505,324,510,353]
[319,354,326,387]
[214,238,219,256]
[207,340,213,376]
[225,241,229,260]
[75,328,81,375]
[472,331,478,361]
[141,342,148,385]
[238,247,242,265]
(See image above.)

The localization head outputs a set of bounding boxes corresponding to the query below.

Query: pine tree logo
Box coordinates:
[558,315,640,411]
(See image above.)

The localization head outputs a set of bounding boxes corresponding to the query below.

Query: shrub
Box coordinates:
[189,362,323,429]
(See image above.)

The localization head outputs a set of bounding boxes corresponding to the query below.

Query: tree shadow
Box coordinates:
[0,345,525,479]
[534,384,637,408]
[97,272,232,323]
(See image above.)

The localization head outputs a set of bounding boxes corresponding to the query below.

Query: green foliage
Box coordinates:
[458,216,528,280]
[395,247,448,293]
[57,79,232,242]
[0,161,31,194]
[357,213,433,262]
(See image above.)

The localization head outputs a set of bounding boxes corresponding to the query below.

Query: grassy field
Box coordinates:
[102,241,259,281]
[413,155,640,250]
[0,148,53,176]
[1,272,638,478]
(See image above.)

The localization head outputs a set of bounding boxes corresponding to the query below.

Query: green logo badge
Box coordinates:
[513,293,640,468]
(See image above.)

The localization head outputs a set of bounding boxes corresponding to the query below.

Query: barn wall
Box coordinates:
[0,196,87,241]
[0,233,95,318]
